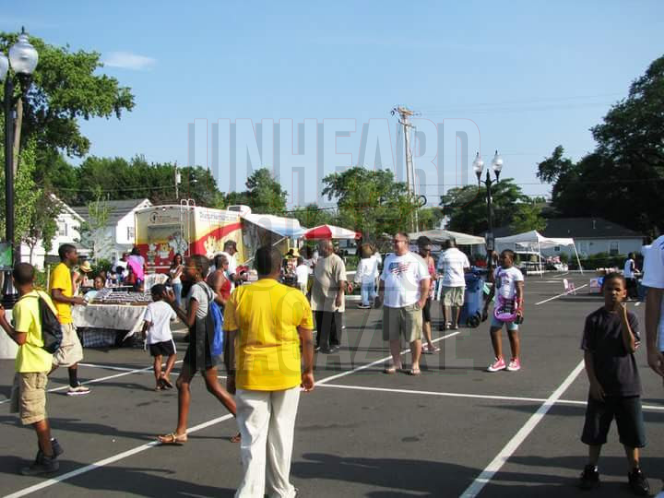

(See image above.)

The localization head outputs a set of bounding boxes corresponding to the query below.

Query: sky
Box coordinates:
[2,1,663,208]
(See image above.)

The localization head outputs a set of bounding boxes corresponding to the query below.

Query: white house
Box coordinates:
[71,198,152,263]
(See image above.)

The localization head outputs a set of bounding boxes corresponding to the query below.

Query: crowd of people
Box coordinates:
[1,233,663,496]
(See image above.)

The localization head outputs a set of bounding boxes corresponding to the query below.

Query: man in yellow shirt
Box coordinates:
[0,263,63,475]
[50,244,89,396]
[224,246,314,498]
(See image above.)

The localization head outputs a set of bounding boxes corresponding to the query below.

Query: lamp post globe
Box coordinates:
[8,29,39,75]
[473,152,485,181]
[0,54,8,82]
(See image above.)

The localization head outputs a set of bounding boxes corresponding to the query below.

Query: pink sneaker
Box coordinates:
[507,358,521,372]
[487,357,506,372]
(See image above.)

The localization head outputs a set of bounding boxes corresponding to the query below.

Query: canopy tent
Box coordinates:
[495,230,583,274]
[303,224,361,240]
[408,229,485,246]
[242,213,306,238]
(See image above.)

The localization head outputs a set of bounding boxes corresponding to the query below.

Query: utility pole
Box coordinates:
[174,162,181,201]
[392,106,418,232]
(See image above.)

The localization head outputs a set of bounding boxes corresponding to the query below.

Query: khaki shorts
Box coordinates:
[442,286,465,307]
[52,322,83,368]
[10,372,48,425]
[382,304,423,343]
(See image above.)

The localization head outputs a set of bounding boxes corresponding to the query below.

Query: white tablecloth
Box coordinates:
[73,304,147,339]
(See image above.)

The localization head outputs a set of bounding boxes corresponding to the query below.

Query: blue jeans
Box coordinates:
[360,282,376,306]
[172,283,183,308]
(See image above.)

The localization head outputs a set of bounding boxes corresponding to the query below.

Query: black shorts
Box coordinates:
[149,340,176,357]
[581,395,646,448]
[422,298,432,323]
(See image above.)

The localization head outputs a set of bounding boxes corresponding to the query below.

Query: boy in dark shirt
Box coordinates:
[579,273,650,495]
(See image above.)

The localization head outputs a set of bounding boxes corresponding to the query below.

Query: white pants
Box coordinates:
[235,387,301,498]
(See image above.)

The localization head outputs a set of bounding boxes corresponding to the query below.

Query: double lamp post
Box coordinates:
[473,150,503,274]
[0,28,39,308]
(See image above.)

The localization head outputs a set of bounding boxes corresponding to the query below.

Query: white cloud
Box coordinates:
[102,51,156,71]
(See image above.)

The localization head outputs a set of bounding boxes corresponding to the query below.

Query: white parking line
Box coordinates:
[3,413,234,498]
[535,284,588,305]
[0,361,183,405]
[319,384,664,411]
[3,332,462,496]
[459,360,586,498]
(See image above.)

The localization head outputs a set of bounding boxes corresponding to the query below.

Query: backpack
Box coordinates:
[199,283,224,357]
[21,292,62,354]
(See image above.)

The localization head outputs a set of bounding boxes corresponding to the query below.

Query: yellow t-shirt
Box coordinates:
[224,279,314,391]
[50,262,73,324]
[14,290,56,373]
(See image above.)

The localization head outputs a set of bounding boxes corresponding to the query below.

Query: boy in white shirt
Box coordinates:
[482,250,525,372]
[141,284,177,390]
[296,257,310,295]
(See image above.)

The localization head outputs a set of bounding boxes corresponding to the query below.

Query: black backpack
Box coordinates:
[25,292,63,354]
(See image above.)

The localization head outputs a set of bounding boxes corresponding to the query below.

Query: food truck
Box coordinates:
[134,203,304,272]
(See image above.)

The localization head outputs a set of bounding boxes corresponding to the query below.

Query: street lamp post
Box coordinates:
[473,150,503,276]
[0,28,39,308]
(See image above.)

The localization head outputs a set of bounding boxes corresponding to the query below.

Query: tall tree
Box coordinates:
[440,178,529,235]
[321,166,416,239]
[290,203,334,229]
[510,203,547,234]
[223,168,288,215]
[0,31,135,161]
[24,192,61,266]
[538,55,664,235]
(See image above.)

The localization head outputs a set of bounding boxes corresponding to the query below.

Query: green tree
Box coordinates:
[78,188,111,263]
[440,178,529,235]
[290,203,334,228]
[24,192,61,265]
[510,203,547,234]
[321,166,417,239]
[538,55,664,235]
[245,168,288,215]
[0,140,40,258]
[0,31,135,160]
[417,207,445,231]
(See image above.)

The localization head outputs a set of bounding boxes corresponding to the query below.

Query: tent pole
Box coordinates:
[574,244,584,275]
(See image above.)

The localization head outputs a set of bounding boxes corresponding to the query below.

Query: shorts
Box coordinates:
[10,372,48,425]
[382,304,423,343]
[52,322,84,368]
[442,287,465,307]
[422,298,432,323]
[490,315,519,331]
[581,395,646,448]
[149,340,176,357]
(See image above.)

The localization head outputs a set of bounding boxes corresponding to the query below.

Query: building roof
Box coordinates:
[72,199,152,226]
[493,217,643,240]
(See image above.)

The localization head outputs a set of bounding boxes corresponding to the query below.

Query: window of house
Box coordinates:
[609,241,619,255]
[56,221,67,237]
[554,246,560,252]
[127,226,135,240]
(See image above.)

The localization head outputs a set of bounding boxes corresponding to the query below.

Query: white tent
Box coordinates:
[408,229,485,246]
[495,230,583,274]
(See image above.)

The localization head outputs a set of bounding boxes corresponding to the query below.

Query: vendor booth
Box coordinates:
[408,229,485,246]
[495,230,583,274]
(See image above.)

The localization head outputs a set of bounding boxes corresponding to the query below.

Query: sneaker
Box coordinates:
[357,304,371,309]
[578,464,600,490]
[507,358,521,372]
[20,452,59,476]
[487,357,506,372]
[628,468,650,496]
[67,385,91,396]
[50,438,64,458]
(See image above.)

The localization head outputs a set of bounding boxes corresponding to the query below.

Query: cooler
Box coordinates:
[460,272,486,328]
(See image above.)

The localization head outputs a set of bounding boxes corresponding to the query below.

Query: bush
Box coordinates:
[570,253,626,270]
[559,253,569,264]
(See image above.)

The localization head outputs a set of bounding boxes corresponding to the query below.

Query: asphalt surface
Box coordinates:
[0,272,662,497]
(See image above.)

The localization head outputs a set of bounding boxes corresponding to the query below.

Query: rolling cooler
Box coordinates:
[459,272,487,328]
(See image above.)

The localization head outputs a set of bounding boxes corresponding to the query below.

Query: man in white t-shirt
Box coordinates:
[437,239,470,330]
[482,249,525,372]
[643,235,664,382]
[378,232,430,376]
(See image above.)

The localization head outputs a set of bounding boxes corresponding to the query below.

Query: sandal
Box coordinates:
[230,433,241,443]
[157,432,187,445]
[160,376,174,389]
[383,366,397,374]
[423,346,440,355]
[408,368,421,376]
